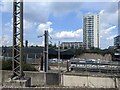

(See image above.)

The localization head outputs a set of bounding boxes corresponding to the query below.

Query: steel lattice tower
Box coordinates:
[12,0,24,78]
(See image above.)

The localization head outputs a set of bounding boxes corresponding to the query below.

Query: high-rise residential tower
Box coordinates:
[83,14,99,49]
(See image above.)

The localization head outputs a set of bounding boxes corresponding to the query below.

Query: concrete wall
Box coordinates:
[25,71,45,86]
[118,78,120,90]
[1,71,60,86]
[62,74,119,88]
[1,70,120,89]
[46,73,60,85]
[2,70,12,85]
[1,87,118,90]
[78,53,112,60]
[0,70,2,86]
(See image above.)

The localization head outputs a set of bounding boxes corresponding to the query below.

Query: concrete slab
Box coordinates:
[4,77,31,87]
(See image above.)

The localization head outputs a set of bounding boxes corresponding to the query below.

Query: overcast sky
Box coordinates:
[0,0,119,49]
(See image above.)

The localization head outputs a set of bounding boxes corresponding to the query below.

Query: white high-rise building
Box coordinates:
[83,14,99,49]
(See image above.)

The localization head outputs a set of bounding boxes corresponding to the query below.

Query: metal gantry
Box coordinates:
[12,0,24,78]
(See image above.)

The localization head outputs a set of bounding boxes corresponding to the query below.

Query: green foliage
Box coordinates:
[64,46,68,49]
[49,44,57,49]
[2,60,37,71]
[73,47,115,57]
[2,60,12,70]
[23,64,37,71]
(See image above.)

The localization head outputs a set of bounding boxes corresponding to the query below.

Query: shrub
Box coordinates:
[2,60,12,70]
[23,64,37,71]
[2,60,37,71]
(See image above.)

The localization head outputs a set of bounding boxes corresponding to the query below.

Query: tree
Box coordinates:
[2,60,37,71]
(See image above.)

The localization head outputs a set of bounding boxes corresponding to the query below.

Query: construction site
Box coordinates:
[0,0,120,90]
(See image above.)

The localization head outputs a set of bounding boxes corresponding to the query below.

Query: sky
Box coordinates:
[0,0,119,49]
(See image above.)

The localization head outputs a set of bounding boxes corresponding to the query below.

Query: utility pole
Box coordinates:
[44,30,48,72]
[58,41,60,72]
[12,0,24,78]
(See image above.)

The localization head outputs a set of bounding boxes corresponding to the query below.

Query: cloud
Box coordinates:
[0,0,12,13]
[106,35,117,40]
[37,21,83,44]
[1,2,83,23]
[0,37,2,47]
[104,26,116,34]
[99,10,105,14]
[39,40,44,46]
[1,0,119,2]
[37,21,53,34]
[52,29,83,40]
[1,35,12,46]
[24,2,51,23]
[105,2,118,13]
[118,2,120,35]
[1,1,119,48]
[98,2,118,48]
[75,2,118,49]
[100,23,117,49]
[51,2,82,17]
[100,10,118,26]
[23,19,36,31]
